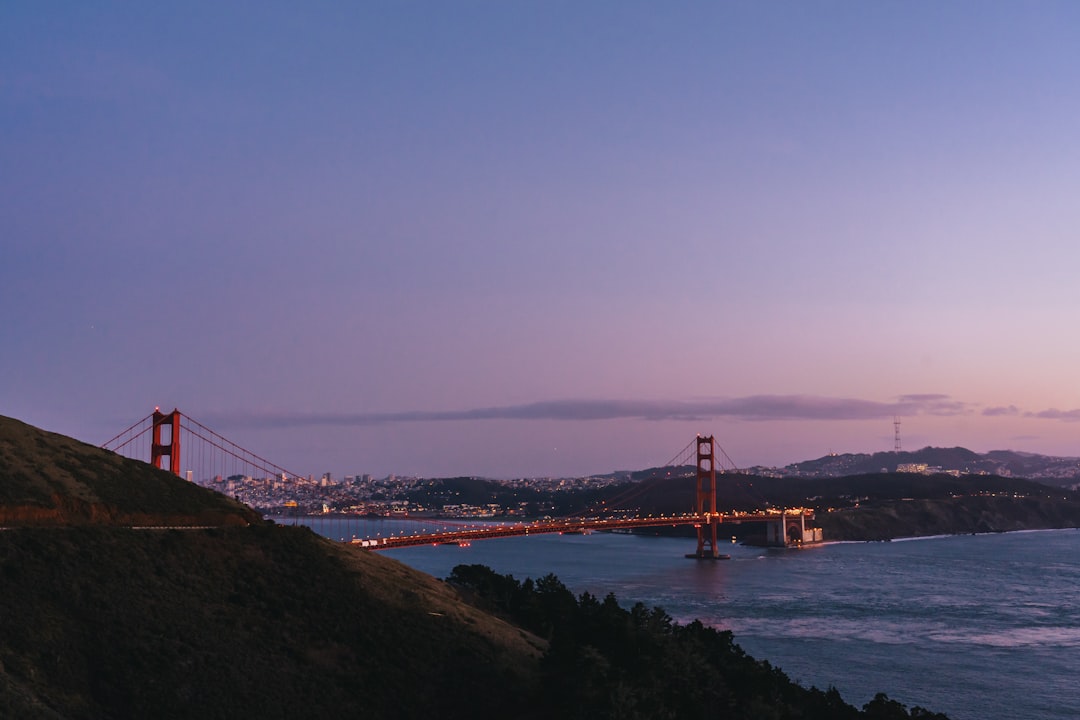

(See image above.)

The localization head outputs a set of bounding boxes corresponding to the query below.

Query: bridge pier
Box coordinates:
[763,512,824,547]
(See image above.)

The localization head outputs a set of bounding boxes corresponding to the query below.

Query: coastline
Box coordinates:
[815,495,1080,543]
[816,525,1080,547]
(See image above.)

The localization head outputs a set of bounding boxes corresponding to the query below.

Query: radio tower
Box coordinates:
[894,416,902,453]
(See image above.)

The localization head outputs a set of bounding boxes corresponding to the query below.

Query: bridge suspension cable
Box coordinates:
[102,410,306,494]
[179,413,302,482]
[101,412,156,451]
[570,434,727,517]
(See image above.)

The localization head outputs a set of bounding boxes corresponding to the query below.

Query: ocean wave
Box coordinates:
[929,626,1080,648]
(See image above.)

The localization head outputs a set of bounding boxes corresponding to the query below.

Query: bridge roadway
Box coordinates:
[355,509,815,550]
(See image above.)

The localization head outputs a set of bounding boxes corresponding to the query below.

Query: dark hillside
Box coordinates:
[0,415,260,527]
[0,415,542,718]
[447,564,949,720]
[405,475,544,507]
[751,472,1079,506]
[751,473,1080,541]
[0,525,542,719]
[591,473,766,515]
[592,472,1077,515]
[818,496,1080,541]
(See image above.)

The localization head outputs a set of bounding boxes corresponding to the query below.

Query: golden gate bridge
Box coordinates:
[103,408,819,555]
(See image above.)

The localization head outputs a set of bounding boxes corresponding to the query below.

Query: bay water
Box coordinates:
[296,517,1080,720]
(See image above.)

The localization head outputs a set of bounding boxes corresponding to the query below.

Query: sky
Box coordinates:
[4,2,1080,479]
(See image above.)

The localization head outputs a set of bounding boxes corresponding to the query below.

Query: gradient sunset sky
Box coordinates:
[4,2,1080,478]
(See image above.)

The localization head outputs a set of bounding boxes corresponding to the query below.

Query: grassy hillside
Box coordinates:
[0,415,542,717]
[0,415,260,527]
[0,525,541,719]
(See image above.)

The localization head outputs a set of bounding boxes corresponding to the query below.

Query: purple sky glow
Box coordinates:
[4,3,1080,478]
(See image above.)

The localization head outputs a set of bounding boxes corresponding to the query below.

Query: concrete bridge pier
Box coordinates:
[764,512,823,547]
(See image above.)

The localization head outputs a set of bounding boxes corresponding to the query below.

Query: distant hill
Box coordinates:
[590,447,1080,487]
[570,470,1077,514]
[404,475,545,508]
[782,446,1080,483]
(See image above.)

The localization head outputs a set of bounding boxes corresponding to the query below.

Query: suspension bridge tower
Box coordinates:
[689,435,724,559]
[151,407,181,476]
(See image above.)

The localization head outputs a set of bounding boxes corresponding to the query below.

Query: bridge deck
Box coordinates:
[356,510,814,550]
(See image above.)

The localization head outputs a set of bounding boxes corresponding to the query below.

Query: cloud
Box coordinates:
[1026,408,1080,422]
[896,393,949,402]
[980,405,1080,422]
[893,395,969,416]
[213,393,970,429]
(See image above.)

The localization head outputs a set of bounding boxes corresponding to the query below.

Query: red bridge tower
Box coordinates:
[151,407,181,476]
[692,434,721,558]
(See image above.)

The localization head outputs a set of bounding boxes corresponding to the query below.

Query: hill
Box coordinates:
[404,475,545,508]
[784,446,1080,483]
[0,415,260,527]
[0,415,543,718]
[0,524,541,719]
[817,495,1080,541]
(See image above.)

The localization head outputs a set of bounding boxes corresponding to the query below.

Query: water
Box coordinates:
[298,518,1080,720]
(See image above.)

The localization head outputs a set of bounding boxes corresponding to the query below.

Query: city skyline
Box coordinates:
[5,3,1080,478]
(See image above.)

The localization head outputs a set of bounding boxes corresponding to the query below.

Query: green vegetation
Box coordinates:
[448,564,949,720]
[818,494,1080,541]
[0,525,540,719]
